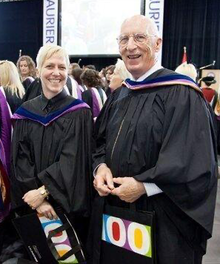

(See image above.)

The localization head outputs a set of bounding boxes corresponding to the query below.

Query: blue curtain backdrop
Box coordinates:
[0,0,220,71]
[162,0,220,71]
[0,0,43,64]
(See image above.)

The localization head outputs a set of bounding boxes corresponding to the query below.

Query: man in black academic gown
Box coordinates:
[91,15,218,264]
[11,45,93,259]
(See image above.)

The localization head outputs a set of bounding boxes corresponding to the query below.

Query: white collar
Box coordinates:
[131,61,163,82]
[0,86,6,96]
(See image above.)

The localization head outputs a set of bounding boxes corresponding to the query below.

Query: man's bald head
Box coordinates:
[118,15,162,79]
[120,15,159,38]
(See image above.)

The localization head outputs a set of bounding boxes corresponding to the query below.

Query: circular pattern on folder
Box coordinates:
[44,222,68,243]
[106,216,126,247]
[127,223,150,255]
[55,244,76,262]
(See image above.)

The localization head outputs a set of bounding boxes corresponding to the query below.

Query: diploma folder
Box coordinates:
[12,209,86,264]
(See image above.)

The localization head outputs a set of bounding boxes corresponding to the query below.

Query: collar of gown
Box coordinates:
[41,88,68,111]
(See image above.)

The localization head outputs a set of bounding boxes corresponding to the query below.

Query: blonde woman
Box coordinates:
[0,60,25,113]
[11,45,93,255]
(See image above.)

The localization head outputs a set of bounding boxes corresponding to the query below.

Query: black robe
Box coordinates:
[90,68,218,264]
[82,87,107,119]
[22,77,35,92]
[3,87,23,114]
[11,89,94,245]
[22,78,42,102]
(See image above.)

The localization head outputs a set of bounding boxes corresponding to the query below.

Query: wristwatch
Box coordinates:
[38,186,49,198]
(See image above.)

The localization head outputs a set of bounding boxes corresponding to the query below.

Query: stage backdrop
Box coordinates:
[60,0,142,57]
[1,0,220,71]
[162,0,220,71]
[0,0,43,63]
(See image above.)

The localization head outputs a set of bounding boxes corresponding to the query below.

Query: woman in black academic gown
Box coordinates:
[17,55,36,91]
[11,45,93,254]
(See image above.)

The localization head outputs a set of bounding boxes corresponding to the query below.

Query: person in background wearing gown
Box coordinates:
[0,60,25,113]
[105,65,115,85]
[201,76,218,110]
[108,58,132,92]
[0,85,11,256]
[91,15,217,264]
[81,69,107,120]
[71,67,87,92]
[68,62,80,76]
[175,62,197,82]
[16,55,36,91]
[11,45,93,255]
[104,65,116,97]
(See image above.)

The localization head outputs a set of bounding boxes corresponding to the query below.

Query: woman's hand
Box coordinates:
[23,188,45,209]
[36,201,58,220]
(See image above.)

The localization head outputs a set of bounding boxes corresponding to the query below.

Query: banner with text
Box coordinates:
[43,0,59,45]
[145,0,164,63]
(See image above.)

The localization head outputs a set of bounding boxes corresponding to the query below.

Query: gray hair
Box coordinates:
[114,59,132,80]
[175,63,197,82]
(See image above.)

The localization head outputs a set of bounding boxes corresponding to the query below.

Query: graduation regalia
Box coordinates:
[82,87,107,119]
[22,76,35,92]
[0,89,11,254]
[11,88,93,245]
[90,68,218,264]
[22,78,42,102]
[202,87,218,110]
[0,89,11,223]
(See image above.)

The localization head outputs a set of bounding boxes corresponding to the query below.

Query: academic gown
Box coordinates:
[90,68,218,264]
[82,87,107,119]
[22,77,35,91]
[0,89,11,223]
[3,87,23,113]
[22,78,42,102]
[11,88,94,245]
[202,87,218,110]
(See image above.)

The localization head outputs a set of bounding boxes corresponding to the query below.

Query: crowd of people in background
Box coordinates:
[0,14,219,264]
[2,55,219,121]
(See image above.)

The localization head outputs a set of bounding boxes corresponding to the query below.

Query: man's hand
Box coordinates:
[23,188,45,209]
[93,164,114,196]
[36,201,57,220]
[111,177,146,203]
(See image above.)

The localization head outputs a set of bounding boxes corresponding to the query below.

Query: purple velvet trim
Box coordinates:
[79,85,84,93]
[0,90,11,174]
[0,140,6,174]
[12,103,89,127]
[124,78,202,93]
[91,88,100,118]
[216,115,220,121]
[77,84,82,100]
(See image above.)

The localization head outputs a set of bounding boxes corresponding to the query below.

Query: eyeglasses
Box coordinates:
[117,33,155,46]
